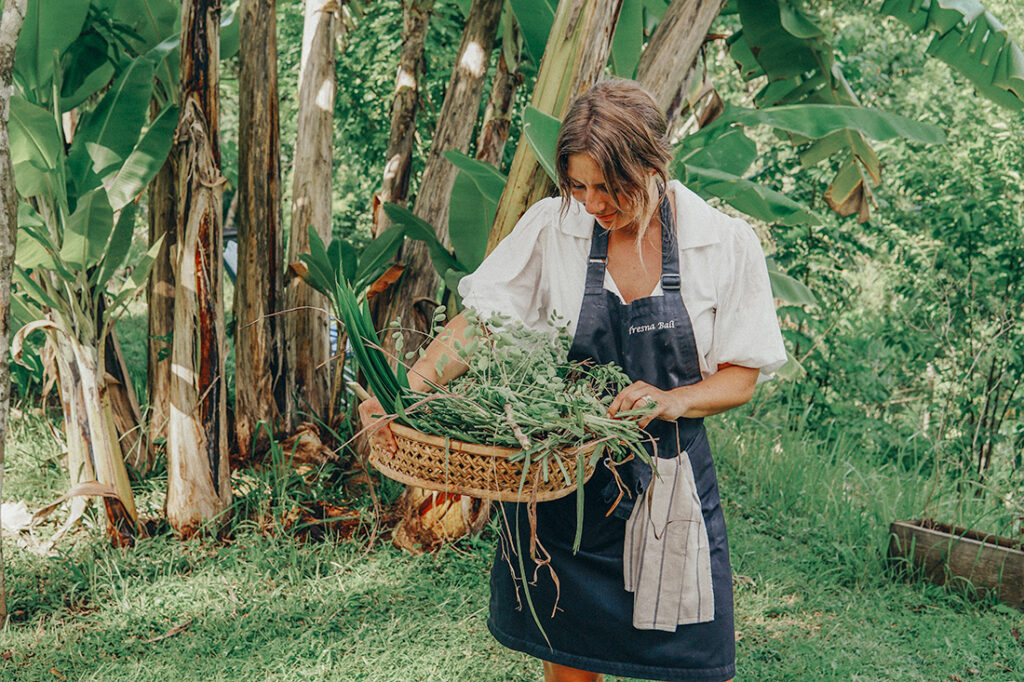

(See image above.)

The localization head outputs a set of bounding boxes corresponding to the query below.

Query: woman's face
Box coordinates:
[567,154,641,232]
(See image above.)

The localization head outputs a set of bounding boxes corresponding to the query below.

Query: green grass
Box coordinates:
[1,408,1023,681]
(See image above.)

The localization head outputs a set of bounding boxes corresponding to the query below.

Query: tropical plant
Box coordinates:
[8,0,179,543]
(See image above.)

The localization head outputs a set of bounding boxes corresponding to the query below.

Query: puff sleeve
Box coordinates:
[457,198,559,330]
[710,218,788,379]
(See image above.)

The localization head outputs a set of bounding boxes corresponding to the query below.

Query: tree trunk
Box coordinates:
[371,0,434,238]
[475,19,521,168]
[486,0,623,251]
[375,0,503,353]
[0,0,28,625]
[104,329,151,473]
[284,0,340,429]
[235,0,284,458]
[50,333,139,547]
[635,0,726,130]
[147,112,177,452]
[167,0,231,537]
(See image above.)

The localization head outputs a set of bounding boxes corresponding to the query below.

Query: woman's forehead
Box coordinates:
[566,153,606,183]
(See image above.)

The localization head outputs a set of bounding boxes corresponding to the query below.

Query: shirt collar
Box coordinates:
[557,180,722,249]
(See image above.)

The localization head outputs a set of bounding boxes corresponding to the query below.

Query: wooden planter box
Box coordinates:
[888,520,1024,609]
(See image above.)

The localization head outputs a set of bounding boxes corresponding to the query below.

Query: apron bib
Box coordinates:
[487,196,736,682]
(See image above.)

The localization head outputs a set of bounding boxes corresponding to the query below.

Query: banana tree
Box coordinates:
[8,34,175,544]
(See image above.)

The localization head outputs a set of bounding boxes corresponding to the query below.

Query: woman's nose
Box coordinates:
[585,191,605,214]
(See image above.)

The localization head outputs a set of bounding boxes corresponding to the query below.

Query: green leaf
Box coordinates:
[679,125,758,177]
[881,0,1024,110]
[68,55,156,194]
[443,150,507,205]
[14,0,91,102]
[15,203,54,270]
[12,159,56,198]
[59,33,117,112]
[355,224,406,291]
[683,164,821,226]
[522,106,561,184]
[507,0,556,66]
[8,96,63,172]
[60,189,114,269]
[106,103,179,211]
[726,104,946,144]
[114,0,181,53]
[221,3,241,61]
[444,151,506,271]
[299,225,337,297]
[382,203,463,279]
[767,262,817,306]
[109,235,164,311]
[93,202,138,293]
[610,0,644,79]
[448,171,492,273]
[13,267,63,315]
[735,0,821,83]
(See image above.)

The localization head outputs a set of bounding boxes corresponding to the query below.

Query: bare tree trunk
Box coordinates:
[475,20,521,168]
[376,0,502,353]
[284,0,340,429]
[235,0,284,458]
[167,0,231,537]
[635,0,726,130]
[147,111,178,452]
[486,0,623,251]
[104,328,151,473]
[50,333,139,546]
[0,0,28,625]
[371,0,434,238]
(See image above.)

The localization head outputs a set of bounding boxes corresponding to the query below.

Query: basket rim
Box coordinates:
[370,421,600,502]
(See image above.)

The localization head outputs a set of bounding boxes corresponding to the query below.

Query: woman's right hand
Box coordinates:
[357,396,397,456]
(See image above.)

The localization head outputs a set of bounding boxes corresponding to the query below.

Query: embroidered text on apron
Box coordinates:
[487,195,736,682]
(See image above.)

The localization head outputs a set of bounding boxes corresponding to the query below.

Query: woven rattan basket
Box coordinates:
[368,422,597,502]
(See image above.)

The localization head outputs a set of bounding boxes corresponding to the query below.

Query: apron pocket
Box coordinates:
[623,451,715,631]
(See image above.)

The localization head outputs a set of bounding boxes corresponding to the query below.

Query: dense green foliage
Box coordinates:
[706,2,1024,500]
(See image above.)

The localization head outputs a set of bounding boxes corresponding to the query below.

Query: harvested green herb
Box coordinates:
[402,309,653,482]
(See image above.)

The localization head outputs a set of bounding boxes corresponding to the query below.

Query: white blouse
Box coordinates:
[458,180,788,380]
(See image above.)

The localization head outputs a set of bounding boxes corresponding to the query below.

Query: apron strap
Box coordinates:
[584,190,680,295]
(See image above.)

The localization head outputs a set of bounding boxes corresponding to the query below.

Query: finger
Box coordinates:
[608,382,649,417]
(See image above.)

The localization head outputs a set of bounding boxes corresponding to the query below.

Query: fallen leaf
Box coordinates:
[1,501,33,534]
[50,669,65,680]
[278,422,338,466]
[143,619,192,644]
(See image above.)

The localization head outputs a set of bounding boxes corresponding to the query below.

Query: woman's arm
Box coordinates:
[404,311,473,392]
[606,363,758,428]
[357,311,476,452]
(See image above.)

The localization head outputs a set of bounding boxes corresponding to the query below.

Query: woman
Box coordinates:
[362,79,786,682]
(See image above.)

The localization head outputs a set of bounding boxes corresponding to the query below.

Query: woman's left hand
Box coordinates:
[606,380,686,428]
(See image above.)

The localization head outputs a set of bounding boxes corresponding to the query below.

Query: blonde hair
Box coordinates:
[555,79,672,244]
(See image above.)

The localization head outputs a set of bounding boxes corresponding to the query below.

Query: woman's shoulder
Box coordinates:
[668,180,761,252]
[516,196,592,240]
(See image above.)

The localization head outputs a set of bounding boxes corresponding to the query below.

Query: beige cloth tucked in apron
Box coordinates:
[624,450,715,631]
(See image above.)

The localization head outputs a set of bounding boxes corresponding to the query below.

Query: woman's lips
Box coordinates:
[596,211,617,222]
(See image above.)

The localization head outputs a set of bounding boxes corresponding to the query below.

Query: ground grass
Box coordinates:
[2,405,1023,681]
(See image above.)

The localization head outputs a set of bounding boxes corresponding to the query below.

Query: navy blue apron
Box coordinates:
[487,196,736,682]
